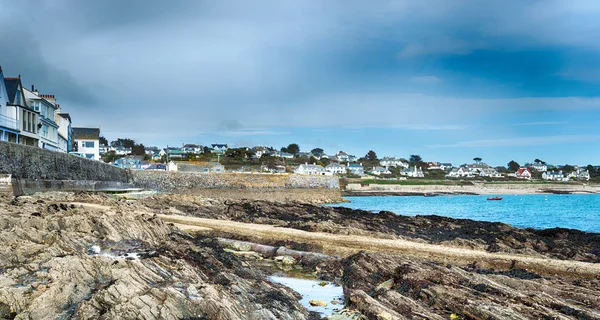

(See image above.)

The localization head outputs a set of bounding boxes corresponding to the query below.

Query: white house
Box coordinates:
[55,111,72,153]
[72,127,100,160]
[335,151,357,163]
[370,166,392,176]
[542,170,564,181]
[530,162,548,172]
[446,167,474,178]
[403,166,424,178]
[211,144,228,154]
[4,76,39,146]
[183,144,203,154]
[277,151,295,159]
[295,163,329,175]
[325,163,346,175]
[479,168,502,178]
[115,147,133,155]
[515,167,532,180]
[24,88,60,151]
[568,167,590,181]
[380,157,409,168]
[346,163,365,176]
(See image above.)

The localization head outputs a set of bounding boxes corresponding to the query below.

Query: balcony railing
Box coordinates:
[0,114,18,130]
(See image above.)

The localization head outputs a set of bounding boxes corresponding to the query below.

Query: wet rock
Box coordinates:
[0,193,311,319]
[275,255,297,265]
[308,299,327,307]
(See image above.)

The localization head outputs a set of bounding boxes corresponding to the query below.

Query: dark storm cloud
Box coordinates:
[2,0,600,148]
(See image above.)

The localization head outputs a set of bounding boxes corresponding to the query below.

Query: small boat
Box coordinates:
[487,197,503,201]
[423,193,437,197]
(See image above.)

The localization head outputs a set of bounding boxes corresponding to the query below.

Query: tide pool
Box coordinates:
[326,194,600,233]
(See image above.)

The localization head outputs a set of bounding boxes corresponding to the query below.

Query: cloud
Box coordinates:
[409,76,442,84]
[512,121,568,126]
[216,130,290,137]
[428,135,600,148]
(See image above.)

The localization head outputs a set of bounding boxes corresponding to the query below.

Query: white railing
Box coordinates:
[0,114,18,130]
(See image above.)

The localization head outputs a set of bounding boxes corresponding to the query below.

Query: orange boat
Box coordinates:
[487,197,503,201]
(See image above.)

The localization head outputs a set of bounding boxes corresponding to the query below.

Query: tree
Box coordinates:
[409,155,422,163]
[366,150,378,161]
[132,144,146,155]
[473,157,482,164]
[534,158,546,165]
[496,166,508,173]
[203,146,211,154]
[102,151,118,163]
[111,138,135,148]
[508,160,520,172]
[286,143,300,155]
[311,148,324,157]
[561,164,575,173]
[99,136,108,146]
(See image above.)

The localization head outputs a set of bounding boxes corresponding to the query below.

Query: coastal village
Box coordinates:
[1,64,597,183]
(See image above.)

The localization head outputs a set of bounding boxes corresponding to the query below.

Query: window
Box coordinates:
[84,141,95,148]
[85,154,94,159]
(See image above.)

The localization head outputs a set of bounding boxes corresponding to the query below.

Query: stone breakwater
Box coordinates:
[0,141,127,182]
[131,171,342,203]
[345,182,599,195]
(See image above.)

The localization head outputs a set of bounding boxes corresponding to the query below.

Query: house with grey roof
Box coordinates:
[72,127,100,160]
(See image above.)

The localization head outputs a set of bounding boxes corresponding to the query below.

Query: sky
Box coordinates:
[1,0,600,166]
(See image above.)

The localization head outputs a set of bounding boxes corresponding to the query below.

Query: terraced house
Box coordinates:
[2,75,39,146]
[24,88,60,151]
[0,66,19,142]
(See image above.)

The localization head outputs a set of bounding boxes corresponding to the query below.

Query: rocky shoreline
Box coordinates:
[1,192,599,319]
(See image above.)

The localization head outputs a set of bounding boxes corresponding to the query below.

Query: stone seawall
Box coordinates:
[131,171,342,203]
[0,141,128,182]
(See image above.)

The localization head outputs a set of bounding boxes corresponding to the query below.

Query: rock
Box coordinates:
[330,299,339,305]
[274,255,296,265]
[309,299,327,307]
[0,193,310,319]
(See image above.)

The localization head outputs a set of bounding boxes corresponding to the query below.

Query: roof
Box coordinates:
[326,163,344,168]
[348,163,363,168]
[58,113,72,122]
[4,78,22,105]
[211,144,228,148]
[72,127,100,140]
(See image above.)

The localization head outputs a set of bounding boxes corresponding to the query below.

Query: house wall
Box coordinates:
[75,139,100,160]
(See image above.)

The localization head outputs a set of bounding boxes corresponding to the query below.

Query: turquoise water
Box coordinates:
[326,194,600,233]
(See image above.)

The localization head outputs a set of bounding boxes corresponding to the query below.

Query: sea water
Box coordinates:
[326,194,600,233]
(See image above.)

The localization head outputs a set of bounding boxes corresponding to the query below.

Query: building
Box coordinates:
[530,161,547,172]
[325,163,346,175]
[403,166,425,178]
[346,163,365,176]
[276,151,294,159]
[72,127,100,160]
[211,144,228,154]
[446,167,474,178]
[183,144,203,154]
[55,112,72,152]
[380,157,409,168]
[568,167,590,181]
[370,166,392,176]
[24,88,60,151]
[194,162,225,173]
[4,76,39,146]
[479,168,502,178]
[515,167,532,179]
[294,163,328,175]
[113,146,132,156]
[113,157,148,170]
[542,170,564,181]
[0,66,20,142]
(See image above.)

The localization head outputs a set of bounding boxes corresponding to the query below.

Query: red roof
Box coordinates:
[516,167,531,176]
